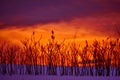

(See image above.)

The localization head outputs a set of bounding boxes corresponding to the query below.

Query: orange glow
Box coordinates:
[0,18,120,66]
[1,12,120,45]
[0,18,114,44]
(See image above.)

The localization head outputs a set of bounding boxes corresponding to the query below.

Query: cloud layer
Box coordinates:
[0,0,120,26]
[0,0,120,42]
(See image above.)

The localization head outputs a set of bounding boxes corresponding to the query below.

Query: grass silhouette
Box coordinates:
[0,30,120,76]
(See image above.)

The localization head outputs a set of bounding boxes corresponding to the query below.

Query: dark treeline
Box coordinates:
[0,31,120,76]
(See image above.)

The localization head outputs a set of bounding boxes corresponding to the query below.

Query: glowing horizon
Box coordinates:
[0,0,120,44]
[0,17,119,44]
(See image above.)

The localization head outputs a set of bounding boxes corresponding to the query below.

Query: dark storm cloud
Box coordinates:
[0,0,120,27]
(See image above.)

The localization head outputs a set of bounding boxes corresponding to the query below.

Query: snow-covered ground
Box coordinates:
[0,75,120,80]
[0,64,120,80]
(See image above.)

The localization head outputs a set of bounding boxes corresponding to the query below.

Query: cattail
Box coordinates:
[51,30,54,34]
[33,31,35,35]
[51,30,55,40]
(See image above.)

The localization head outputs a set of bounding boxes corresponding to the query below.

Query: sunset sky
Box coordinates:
[0,0,120,43]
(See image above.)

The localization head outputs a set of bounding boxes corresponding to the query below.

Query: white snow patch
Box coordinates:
[0,75,120,80]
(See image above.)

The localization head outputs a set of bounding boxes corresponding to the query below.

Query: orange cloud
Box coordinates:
[0,13,119,44]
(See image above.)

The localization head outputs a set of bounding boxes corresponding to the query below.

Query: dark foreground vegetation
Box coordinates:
[0,31,120,76]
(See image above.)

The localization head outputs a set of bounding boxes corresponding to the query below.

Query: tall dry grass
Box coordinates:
[0,30,120,76]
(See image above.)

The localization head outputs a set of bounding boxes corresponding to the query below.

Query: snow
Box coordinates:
[0,75,120,80]
[0,64,120,80]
